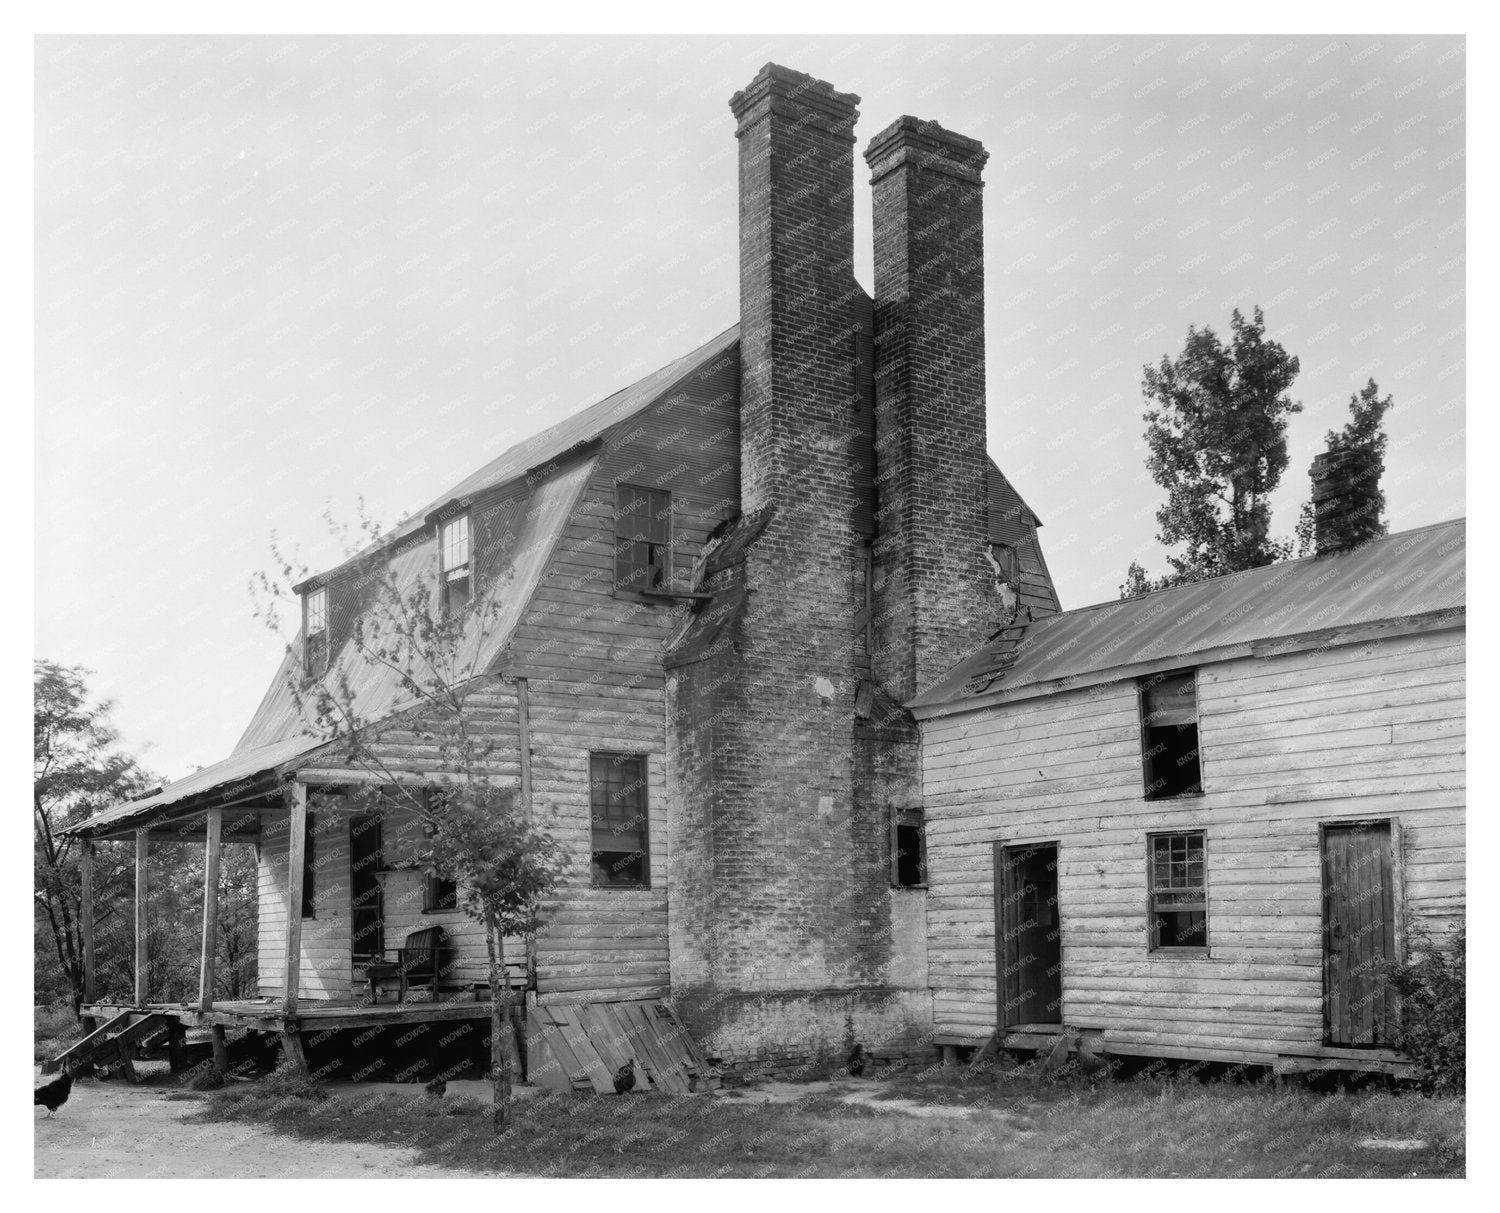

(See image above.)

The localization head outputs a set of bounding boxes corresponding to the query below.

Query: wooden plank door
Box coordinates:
[995,842,1063,1028]
[1322,821,1401,1046]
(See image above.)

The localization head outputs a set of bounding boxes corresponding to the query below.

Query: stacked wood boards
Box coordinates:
[528,1000,719,1095]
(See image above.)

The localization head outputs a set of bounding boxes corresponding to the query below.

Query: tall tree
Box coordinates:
[33,661,159,1014]
[1295,378,1395,556]
[1123,306,1302,596]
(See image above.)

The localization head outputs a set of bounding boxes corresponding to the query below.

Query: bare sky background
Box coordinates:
[34,33,1465,782]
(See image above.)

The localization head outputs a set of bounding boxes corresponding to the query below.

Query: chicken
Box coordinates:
[424,1076,447,1098]
[35,1069,74,1118]
[613,1059,637,1094]
[1075,1033,1111,1086]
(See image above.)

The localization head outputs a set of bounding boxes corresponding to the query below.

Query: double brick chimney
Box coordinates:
[668,64,1000,1069]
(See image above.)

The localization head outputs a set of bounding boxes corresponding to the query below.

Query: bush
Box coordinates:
[1387,920,1465,1093]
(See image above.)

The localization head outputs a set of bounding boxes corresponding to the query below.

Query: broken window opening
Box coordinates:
[614,484,672,594]
[1139,668,1202,798]
[891,806,927,888]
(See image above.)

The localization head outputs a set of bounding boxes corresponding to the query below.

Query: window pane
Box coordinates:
[590,753,648,886]
[306,588,327,635]
[441,515,470,571]
[1149,831,1207,950]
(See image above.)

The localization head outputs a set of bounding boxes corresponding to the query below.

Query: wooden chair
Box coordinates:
[364,925,449,1004]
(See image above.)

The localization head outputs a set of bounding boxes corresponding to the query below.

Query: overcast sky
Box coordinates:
[34,33,1465,782]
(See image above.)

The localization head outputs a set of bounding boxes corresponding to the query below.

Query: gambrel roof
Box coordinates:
[912,517,1465,719]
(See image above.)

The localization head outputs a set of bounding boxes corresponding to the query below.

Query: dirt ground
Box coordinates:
[34,1071,491,1179]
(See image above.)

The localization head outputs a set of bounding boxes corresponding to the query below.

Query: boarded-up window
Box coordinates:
[1139,669,1202,798]
[614,484,671,593]
[590,752,649,887]
[439,513,472,616]
[1148,830,1207,951]
[304,587,329,678]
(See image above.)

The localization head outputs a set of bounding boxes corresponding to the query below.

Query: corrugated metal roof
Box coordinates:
[388,325,740,546]
[69,460,598,838]
[912,518,1465,714]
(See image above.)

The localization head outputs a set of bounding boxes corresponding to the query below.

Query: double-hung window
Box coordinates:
[614,484,671,593]
[1148,831,1208,952]
[589,752,649,887]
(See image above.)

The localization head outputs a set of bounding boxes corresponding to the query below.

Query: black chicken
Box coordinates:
[424,1076,447,1098]
[613,1060,636,1094]
[35,1069,74,1118]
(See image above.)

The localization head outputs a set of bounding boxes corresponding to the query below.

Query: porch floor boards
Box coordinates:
[82,997,497,1032]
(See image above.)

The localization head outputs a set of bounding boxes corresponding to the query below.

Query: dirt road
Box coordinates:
[34,1074,487,1179]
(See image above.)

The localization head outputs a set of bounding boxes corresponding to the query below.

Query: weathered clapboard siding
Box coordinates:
[258,808,354,1000]
[922,626,1466,1055]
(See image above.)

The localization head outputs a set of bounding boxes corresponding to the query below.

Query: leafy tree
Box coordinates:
[1294,378,1394,556]
[1124,307,1302,596]
[34,660,160,1014]
[258,514,567,1133]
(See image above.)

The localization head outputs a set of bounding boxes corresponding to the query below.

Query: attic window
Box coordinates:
[1139,669,1202,799]
[439,513,471,616]
[615,484,671,594]
[304,587,329,678]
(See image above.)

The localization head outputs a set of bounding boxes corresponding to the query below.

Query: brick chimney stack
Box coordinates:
[730,64,862,517]
[865,117,999,702]
[1310,447,1385,555]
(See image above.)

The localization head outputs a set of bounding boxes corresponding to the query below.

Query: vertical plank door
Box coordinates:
[1322,821,1400,1046]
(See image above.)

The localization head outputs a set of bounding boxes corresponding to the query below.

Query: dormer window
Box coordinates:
[439,513,471,616]
[615,484,671,594]
[303,586,329,678]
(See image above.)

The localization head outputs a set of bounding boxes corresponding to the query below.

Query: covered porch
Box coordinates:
[61,751,521,1080]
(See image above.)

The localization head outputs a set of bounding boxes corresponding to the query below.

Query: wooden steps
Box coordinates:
[47,1010,174,1080]
[528,1000,719,1095]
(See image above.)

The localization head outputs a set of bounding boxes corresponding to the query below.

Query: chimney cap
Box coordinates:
[730,63,860,137]
[864,114,988,184]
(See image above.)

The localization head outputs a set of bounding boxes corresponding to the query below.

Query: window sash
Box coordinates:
[1147,831,1208,951]
[440,515,471,573]
[614,485,671,592]
[305,588,328,636]
[590,752,649,886]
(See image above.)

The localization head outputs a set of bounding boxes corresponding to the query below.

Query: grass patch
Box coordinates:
[34,1003,83,1065]
[189,1066,1464,1178]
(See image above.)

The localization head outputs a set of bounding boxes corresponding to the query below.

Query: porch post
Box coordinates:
[283,781,308,1015]
[134,829,149,1006]
[198,808,223,1011]
[80,838,96,1008]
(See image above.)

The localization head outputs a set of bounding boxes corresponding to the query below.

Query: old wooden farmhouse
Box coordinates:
[59,62,1463,1087]
[911,510,1464,1076]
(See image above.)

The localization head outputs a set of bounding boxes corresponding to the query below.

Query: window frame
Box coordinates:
[1146,829,1209,954]
[890,806,927,889]
[613,483,673,597]
[423,871,460,914]
[303,586,330,679]
[588,751,651,889]
[438,511,473,617]
[1137,667,1204,800]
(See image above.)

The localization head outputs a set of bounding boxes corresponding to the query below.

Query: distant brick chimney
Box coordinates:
[1310,447,1385,555]
[865,117,999,701]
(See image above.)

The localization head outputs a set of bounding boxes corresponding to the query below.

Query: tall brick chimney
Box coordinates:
[1310,447,1385,555]
[865,117,999,702]
[668,66,930,1072]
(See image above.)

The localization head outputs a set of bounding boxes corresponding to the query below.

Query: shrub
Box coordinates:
[1387,919,1465,1093]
